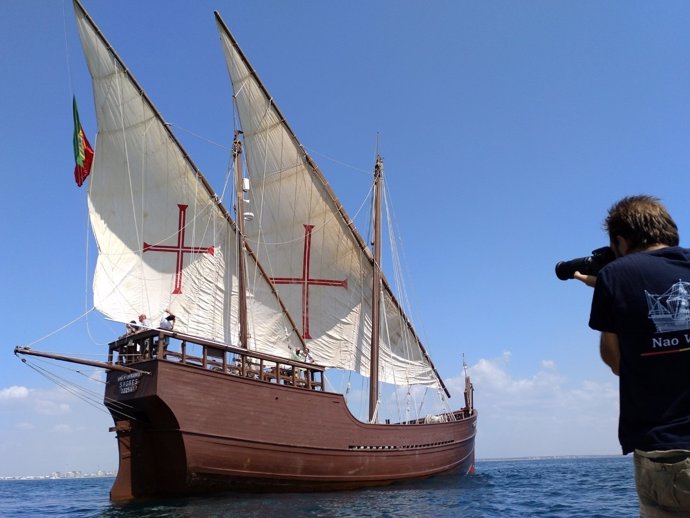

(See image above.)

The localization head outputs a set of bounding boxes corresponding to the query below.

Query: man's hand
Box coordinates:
[574,271,597,288]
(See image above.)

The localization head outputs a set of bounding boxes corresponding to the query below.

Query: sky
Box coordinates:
[2,0,690,477]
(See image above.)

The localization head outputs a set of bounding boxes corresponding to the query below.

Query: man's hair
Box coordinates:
[605,195,679,250]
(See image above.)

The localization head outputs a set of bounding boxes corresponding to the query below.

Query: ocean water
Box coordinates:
[0,456,639,517]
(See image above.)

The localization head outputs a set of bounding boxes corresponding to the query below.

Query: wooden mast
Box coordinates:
[234,132,249,348]
[369,156,383,422]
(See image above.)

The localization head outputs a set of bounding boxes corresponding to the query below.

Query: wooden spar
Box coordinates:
[233,133,249,348]
[369,156,383,422]
[14,346,146,374]
[72,0,306,352]
[214,11,451,397]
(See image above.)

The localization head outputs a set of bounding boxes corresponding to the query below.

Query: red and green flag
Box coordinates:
[72,96,94,187]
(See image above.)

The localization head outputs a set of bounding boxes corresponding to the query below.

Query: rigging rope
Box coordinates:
[383,183,437,376]
[369,398,380,424]
[22,359,107,413]
[18,355,142,421]
[61,0,74,96]
[170,124,232,152]
[304,146,371,176]
[22,308,97,349]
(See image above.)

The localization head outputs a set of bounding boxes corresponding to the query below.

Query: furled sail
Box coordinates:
[74,3,303,356]
[216,15,441,388]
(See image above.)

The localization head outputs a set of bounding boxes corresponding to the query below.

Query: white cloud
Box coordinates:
[464,353,566,399]
[0,385,74,416]
[541,360,556,370]
[444,352,620,459]
[0,386,29,401]
[35,400,71,416]
[0,387,115,477]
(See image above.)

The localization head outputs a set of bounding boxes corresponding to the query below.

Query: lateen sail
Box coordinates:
[216,17,440,388]
[75,5,303,356]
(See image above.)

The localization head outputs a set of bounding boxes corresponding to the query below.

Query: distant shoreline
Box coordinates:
[1,456,627,480]
[478,454,625,462]
[0,471,115,482]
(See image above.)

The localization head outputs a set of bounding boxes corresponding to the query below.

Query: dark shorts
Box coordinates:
[635,449,690,517]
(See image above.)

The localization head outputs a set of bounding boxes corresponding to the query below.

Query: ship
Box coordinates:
[15,0,477,502]
[646,280,690,333]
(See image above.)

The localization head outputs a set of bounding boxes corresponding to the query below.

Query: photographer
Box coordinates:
[572,195,690,516]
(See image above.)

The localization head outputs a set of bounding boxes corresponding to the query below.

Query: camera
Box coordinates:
[555,246,616,281]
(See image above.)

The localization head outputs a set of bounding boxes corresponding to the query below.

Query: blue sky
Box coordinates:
[2,0,690,477]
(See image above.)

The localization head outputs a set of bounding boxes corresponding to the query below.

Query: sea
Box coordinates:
[0,456,639,517]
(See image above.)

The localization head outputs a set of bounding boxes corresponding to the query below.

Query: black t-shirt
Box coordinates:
[590,246,690,454]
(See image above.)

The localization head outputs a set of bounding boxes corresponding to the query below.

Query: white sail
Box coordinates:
[217,19,440,388]
[75,6,303,357]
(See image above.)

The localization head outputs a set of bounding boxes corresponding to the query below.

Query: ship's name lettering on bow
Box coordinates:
[118,372,141,394]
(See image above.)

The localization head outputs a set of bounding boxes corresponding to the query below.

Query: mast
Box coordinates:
[369,155,383,422]
[234,132,249,348]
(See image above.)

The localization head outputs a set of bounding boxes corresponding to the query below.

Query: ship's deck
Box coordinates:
[109,329,325,391]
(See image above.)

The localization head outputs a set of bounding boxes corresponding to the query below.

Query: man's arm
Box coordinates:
[573,271,597,288]
[572,269,620,374]
[600,332,620,376]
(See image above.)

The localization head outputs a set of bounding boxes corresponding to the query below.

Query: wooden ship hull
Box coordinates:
[105,333,476,502]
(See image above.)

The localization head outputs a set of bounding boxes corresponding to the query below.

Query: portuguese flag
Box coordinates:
[72,96,94,187]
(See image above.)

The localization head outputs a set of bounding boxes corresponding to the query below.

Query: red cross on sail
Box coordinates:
[143,204,215,294]
[270,224,347,339]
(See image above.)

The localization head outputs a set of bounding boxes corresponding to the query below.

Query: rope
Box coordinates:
[20,358,109,416]
[22,308,96,349]
[243,177,374,248]
[383,182,441,388]
[416,387,428,419]
[369,398,380,424]
[170,124,232,152]
[384,182,427,343]
[304,146,371,176]
[61,0,74,96]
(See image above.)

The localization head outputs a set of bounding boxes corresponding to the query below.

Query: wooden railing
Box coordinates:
[108,329,324,391]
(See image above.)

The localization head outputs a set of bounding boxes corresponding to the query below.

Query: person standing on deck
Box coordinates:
[137,313,152,329]
[159,309,175,331]
[158,309,176,348]
[573,195,690,516]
